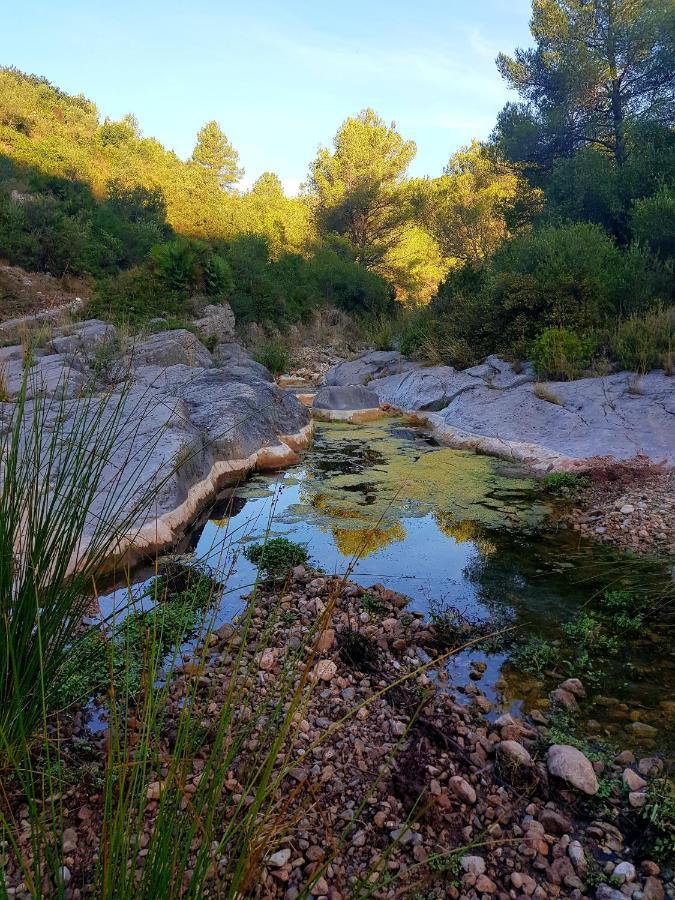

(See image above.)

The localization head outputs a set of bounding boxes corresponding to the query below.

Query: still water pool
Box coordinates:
[105,418,675,750]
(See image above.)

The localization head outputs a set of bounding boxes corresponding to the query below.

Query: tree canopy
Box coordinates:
[191,120,244,190]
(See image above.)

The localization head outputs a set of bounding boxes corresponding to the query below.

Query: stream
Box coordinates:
[101,416,675,754]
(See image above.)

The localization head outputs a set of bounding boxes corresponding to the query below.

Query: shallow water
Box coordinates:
[103,417,675,751]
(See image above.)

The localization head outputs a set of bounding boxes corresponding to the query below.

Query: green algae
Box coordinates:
[290,420,549,556]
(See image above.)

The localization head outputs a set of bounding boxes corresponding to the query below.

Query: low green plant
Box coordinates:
[361,591,387,616]
[531,327,593,380]
[609,307,674,374]
[562,613,618,654]
[254,340,290,376]
[511,637,560,676]
[639,778,675,864]
[244,537,309,583]
[542,471,589,496]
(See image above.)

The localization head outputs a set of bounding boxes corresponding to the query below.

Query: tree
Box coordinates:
[496,0,675,166]
[191,120,243,190]
[308,109,416,269]
[416,142,539,264]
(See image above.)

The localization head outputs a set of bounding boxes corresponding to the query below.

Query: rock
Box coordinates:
[558,678,586,698]
[643,876,665,900]
[622,768,647,791]
[596,885,626,900]
[547,745,599,795]
[568,840,586,871]
[460,855,486,876]
[314,659,337,682]
[324,351,414,387]
[475,874,497,893]
[629,790,647,808]
[191,303,235,343]
[316,628,336,651]
[146,782,162,800]
[268,848,291,867]
[323,352,675,470]
[62,827,78,853]
[627,722,658,740]
[259,649,275,671]
[539,808,571,836]
[449,775,477,805]
[312,385,380,412]
[550,688,579,711]
[130,329,213,369]
[638,757,663,777]
[49,319,117,358]
[496,740,533,769]
[612,861,636,884]
[59,866,72,887]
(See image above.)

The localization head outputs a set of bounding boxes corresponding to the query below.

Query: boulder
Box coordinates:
[324,351,414,386]
[130,329,213,369]
[547,744,599,795]
[191,303,235,343]
[49,319,117,357]
[313,385,380,412]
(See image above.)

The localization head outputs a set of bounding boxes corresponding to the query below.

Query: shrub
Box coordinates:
[631,187,675,262]
[203,252,233,297]
[91,265,182,325]
[542,472,589,495]
[254,340,290,375]
[244,537,309,582]
[609,308,674,373]
[151,238,197,293]
[531,327,593,380]
[511,637,559,676]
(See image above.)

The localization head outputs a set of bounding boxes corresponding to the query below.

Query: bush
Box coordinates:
[151,238,197,293]
[631,187,675,262]
[254,340,290,375]
[90,265,182,325]
[531,327,593,380]
[609,308,674,373]
[244,537,309,582]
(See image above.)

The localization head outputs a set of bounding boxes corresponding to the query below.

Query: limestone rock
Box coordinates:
[547,744,599,795]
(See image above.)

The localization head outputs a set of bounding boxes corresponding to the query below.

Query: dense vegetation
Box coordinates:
[0,0,673,372]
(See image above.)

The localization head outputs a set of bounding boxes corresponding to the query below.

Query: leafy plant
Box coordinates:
[361,591,387,616]
[639,779,675,864]
[244,537,309,583]
[254,340,290,376]
[531,327,593,380]
[542,472,589,496]
[511,637,559,676]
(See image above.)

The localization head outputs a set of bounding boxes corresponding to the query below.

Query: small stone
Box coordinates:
[622,768,647,791]
[547,745,598,795]
[59,866,71,887]
[612,861,636,884]
[638,757,663,777]
[316,628,336,651]
[558,678,586,698]
[620,505,635,514]
[449,775,477,805]
[641,861,660,877]
[146,782,162,801]
[643,876,665,900]
[496,739,533,768]
[259,649,275,671]
[62,828,78,853]
[626,722,657,739]
[629,790,647,808]
[550,688,578,711]
[391,720,406,737]
[475,874,497,893]
[461,855,486,876]
[314,659,337,682]
[268,848,291,867]
[539,808,571,836]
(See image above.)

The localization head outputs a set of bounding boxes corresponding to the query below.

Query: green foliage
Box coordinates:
[56,569,217,707]
[361,591,387,617]
[531,327,593,380]
[511,637,560,676]
[191,120,243,190]
[244,537,309,583]
[639,779,675,865]
[542,472,589,496]
[254,340,290,375]
[203,252,233,297]
[90,265,181,324]
[563,612,618,655]
[608,308,674,373]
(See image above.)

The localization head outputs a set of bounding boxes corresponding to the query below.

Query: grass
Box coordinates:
[542,471,590,496]
[511,637,560,677]
[533,382,563,405]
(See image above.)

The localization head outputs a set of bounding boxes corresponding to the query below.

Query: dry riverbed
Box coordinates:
[4,568,673,899]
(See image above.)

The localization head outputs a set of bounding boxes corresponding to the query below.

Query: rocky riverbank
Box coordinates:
[322,351,674,473]
[562,465,675,557]
[0,309,312,566]
[7,568,671,899]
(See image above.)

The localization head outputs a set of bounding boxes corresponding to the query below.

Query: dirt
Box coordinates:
[0,261,91,323]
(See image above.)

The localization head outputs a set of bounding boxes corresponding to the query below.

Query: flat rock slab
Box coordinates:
[324,352,674,470]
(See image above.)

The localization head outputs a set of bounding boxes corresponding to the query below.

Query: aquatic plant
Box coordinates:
[244,536,309,583]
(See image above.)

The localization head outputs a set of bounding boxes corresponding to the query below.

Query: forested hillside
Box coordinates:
[0,0,673,373]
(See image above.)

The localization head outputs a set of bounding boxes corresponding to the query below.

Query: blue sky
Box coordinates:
[1,0,533,194]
